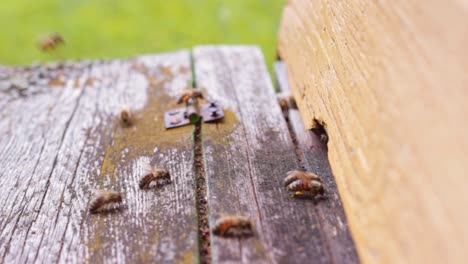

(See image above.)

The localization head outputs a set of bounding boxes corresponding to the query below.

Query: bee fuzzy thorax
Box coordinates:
[119,107,134,127]
[212,216,253,238]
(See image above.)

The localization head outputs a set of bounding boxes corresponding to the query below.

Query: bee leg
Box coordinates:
[220,228,227,237]
[228,228,241,238]
[292,191,317,200]
[293,191,306,197]
[241,229,253,237]
[147,180,155,188]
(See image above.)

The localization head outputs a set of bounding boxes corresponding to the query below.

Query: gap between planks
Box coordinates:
[190,51,212,264]
[274,61,360,263]
[194,46,332,263]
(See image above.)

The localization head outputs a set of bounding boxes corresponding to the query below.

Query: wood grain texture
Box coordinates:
[0,51,199,263]
[194,45,334,263]
[278,1,468,263]
[275,61,359,264]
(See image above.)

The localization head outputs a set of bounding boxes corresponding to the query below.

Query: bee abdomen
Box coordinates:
[89,196,108,214]
[284,173,300,187]
[212,221,230,236]
[177,94,190,104]
[139,174,154,189]
[212,216,253,238]
[89,191,122,214]
[287,180,313,192]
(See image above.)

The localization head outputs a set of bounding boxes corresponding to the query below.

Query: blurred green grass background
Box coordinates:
[0,0,284,69]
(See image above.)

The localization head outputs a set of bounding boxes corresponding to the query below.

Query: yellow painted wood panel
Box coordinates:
[278,0,468,263]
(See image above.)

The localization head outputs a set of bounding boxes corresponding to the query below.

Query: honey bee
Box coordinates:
[212,216,253,237]
[311,120,328,144]
[284,170,325,198]
[119,107,134,127]
[89,191,123,214]
[176,89,204,105]
[38,33,65,52]
[139,162,171,189]
[277,93,297,111]
[320,134,329,144]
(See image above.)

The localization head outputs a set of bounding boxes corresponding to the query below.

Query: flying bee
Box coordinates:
[89,191,123,214]
[119,107,134,127]
[38,33,65,52]
[277,92,297,111]
[176,89,204,105]
[139,162,171,189]
[284,170,325,198]
[212,216,253,238]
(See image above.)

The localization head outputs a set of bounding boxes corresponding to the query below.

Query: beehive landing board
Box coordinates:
[0,46,357,263]
[193,46,358,263]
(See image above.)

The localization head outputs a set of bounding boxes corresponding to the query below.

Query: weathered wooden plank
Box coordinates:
[193,45,333,263]
[275,61,359,264]
[0,51,199,263]
[0,62,90,263]
[278,1,468,263]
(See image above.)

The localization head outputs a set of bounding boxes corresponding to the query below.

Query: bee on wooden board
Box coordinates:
[284,170,325,198]
[176,88,204,105]
[89,191,123,214]
[139,162,171,189]
[119,107,134,127]
[212,215,254,238]
[38,33,65,52]
[277,92,297,111]
[311,119,329,145]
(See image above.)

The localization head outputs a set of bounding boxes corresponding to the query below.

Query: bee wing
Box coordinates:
[141,161,153,175]
[310,180,323,189]
[305,172,320,180]
[287,179,307,192]
[286,170,301,176]
[91,189,104,196]
[284,173,298,187]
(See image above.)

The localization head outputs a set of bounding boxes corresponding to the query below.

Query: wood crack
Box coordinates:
[216,49,266,232]
[191,52,212,264]
[30,83,87,264]
[193,122,211,264]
